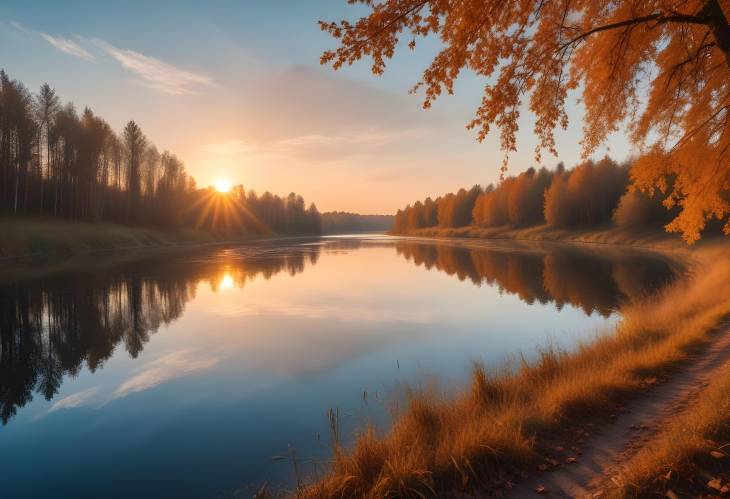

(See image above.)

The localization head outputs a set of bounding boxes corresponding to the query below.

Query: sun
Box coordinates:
[214,179,232,193]
[219,273,234,289]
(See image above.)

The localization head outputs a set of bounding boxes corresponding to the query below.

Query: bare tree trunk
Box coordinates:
[13,169,18,215]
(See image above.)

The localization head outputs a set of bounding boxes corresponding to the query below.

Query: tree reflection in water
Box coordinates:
[0,238,676,426]
[394,241,677,316]
[0,243,321,425]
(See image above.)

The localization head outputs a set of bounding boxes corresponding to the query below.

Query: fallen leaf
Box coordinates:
[566,457,577,464]
[710,450,727,459]
[665,490,678,499]
[708,478,723,491]
[664,470,673,481]
[535,484,547,494]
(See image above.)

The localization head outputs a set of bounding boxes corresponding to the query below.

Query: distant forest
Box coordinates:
[0,70,321,235]
[321,211,394,234]
[393,157,687,234]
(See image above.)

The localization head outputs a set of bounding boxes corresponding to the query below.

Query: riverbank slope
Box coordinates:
[0,218,223,260]
[392,224,699,251]
[299,238,730,498]
[0,218,318,282]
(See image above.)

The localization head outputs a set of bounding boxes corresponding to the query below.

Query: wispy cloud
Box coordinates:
[204,127,430,166]
[113,349,218,399]
[10,21,32,34]
[209,300,435,325]
[10,22,212,94]
[47,387,99,413]
[93,39,217,95]
[40,33,95,61]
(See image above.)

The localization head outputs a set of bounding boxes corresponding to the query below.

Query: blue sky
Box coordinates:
[0,1,632,213]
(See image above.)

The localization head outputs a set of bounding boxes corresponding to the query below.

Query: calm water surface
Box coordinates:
[0,235,677,498]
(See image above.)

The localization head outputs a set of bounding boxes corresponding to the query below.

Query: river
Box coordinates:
[0,235,678,498]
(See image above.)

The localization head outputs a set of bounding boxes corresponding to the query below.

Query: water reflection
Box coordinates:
[394,240,676,316]
[0,238,676,428]
[0,243,320,425]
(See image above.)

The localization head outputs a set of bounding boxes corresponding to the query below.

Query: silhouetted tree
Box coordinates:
[123,120,146,223]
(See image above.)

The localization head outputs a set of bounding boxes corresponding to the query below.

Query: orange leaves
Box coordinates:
[321,0,730,242]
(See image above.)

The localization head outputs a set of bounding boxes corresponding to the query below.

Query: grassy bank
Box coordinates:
[392,225,697,253]
[0,218,302,283]
[0,217,221,260]
[299,244,730,498]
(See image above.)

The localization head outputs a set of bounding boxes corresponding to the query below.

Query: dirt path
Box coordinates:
[507,321,730,498]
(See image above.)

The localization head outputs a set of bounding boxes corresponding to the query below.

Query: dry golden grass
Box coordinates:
[393,224,698,253]
[301,254,730,498]
[611,367,730,498]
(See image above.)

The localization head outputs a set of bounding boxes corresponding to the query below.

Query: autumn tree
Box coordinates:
[423,196,438,226]
[544,157,628,227]
[321,0,730,242]
[407,200,424,228]
[613,189,675,228]
[474,178,512,226]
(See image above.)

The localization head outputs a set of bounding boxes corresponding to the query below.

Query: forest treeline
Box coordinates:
[0,244,321,425]
[392,157,679,234]
[321,212,394,234]
[0,70,321,235]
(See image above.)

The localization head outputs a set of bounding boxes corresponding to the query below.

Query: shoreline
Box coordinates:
[0,218,321,283]
[389,225,730,274]
[298,233,730,498]
[390,224,698,252]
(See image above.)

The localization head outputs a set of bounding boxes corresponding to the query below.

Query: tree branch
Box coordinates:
[559,12,708,52]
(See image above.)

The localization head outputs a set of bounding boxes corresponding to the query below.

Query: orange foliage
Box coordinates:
[396,157,633,233]
[613,189,676,228]
[437,186,483,227]
[321,0,730,242]
[544,157,628,228]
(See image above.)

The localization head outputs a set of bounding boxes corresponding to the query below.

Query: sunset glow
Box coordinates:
[219,273,234,289]
[214,179,232,193]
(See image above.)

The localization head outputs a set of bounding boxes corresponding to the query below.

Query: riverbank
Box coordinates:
[298,239,730,498]
[392,225,698,252]
[0,218,223,260]
[0,218,314,282]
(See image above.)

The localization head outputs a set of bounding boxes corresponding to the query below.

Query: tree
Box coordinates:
[34,83,59,214]
[122,120,147,223]
[1,69,323,237]
[321,0,730,242]
[0,71,36,215]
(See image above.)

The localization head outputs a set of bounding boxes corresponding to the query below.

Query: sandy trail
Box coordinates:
[507,321,730,498]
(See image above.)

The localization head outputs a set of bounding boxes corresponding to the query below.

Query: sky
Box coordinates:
[0,1,633,214]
